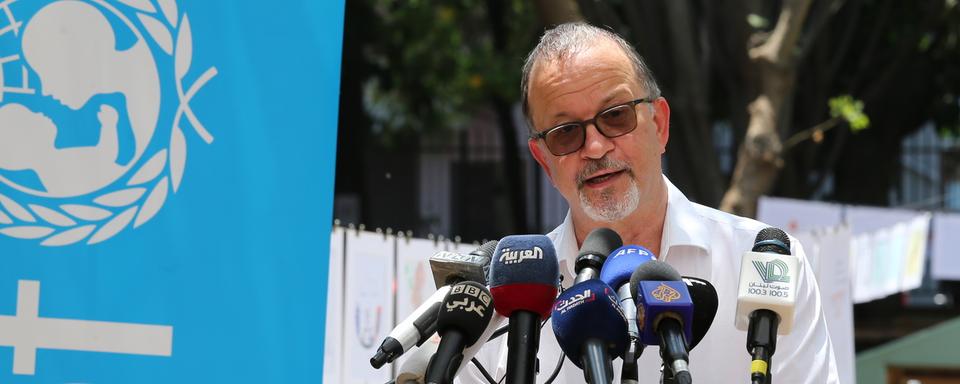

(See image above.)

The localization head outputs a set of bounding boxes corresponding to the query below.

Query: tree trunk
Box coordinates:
[720,0,814,217]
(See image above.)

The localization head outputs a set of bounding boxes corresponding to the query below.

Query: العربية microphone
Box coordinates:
[488,235,559,384]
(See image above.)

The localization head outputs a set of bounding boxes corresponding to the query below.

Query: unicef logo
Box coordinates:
[0,0,216,246]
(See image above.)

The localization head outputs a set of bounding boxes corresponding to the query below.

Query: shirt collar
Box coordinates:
[553,174,710,278]
[658,174,710,259]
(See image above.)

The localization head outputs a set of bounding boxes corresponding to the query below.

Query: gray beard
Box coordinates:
[579,176,640,222]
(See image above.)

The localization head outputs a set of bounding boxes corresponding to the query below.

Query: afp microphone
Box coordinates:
[574,228,622,284]
[630,261,694,384]
[424,281,495,384]
[735,228,798,384]
[371,240,498,369]
[488,235,559,384]
[599,245,654,383]
[551,279,629,384]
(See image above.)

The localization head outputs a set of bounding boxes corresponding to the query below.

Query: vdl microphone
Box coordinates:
[488,235,559,384]
[371,240,499,369]
[735,228,798,384]
[599,245,655,383]
[630,261,695,384]
[424,281,495,384]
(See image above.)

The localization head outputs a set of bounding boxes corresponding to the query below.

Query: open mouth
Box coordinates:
[583,169,626,187]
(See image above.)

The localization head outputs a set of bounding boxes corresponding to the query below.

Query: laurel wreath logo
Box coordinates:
[0,0,217,246]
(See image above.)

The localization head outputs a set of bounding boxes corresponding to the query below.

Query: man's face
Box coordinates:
[527,42,670,222]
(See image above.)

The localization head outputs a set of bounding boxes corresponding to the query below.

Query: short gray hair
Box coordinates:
[520,23,661,133]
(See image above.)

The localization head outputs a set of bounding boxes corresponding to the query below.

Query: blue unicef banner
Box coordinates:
[0,0,343,382]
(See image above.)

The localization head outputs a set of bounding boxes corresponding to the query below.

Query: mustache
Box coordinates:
[576,157,632,188]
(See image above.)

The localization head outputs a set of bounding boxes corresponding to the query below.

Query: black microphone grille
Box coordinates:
[578,227,623,259]
[752,227,790,255]
[629,260,682,298]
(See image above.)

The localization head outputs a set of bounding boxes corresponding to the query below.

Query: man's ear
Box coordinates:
[652,97,671,154]
[528,138,555,185]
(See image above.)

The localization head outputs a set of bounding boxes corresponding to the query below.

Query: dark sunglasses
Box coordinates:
[530,98,655,156]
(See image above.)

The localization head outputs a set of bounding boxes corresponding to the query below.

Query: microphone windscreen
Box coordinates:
[488,235,559,317]
[577,227,623,260]
[628,260,682,298]
[474,240,499,257]
[752,227,791,255]
[600,245,655,289]
[682,276,718,350]
[551,279,629,368]
[438,281,495,347]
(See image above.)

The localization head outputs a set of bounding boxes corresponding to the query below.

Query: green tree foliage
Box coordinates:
[361,0,537,142]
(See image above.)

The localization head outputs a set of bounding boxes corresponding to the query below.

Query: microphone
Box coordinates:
[424,281,495,384]
[574,228,622,284]
[488,235,559,384]
[599,245,655,383]
[551,279,629,384]
[681,276,718,351]
[629,261,694,384]
[735,227,798,384]
[371,240,498,369]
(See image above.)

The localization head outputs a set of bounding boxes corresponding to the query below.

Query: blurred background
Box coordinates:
[333,1,960,382]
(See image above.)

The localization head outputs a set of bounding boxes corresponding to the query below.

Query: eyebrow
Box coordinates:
[548,92,631,124]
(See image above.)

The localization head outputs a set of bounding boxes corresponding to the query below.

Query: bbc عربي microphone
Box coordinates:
[424,281,495,384]
[488,234,559,384]
[598,245,654,383]
[629,260,694,384]
[735,227,798,384]
[551,278,629,384]
[371,240,498,369]
[574,228,622,284]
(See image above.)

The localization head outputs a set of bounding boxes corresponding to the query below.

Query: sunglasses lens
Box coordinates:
[598,104,637,137]
[545,124,584,155]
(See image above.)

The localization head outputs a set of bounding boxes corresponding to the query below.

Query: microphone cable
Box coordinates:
[469,283,568,384]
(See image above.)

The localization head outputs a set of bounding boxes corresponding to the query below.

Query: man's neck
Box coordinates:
[570,180,668,257]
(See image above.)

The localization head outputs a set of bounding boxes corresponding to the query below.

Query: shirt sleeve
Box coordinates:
[770,237,841,383]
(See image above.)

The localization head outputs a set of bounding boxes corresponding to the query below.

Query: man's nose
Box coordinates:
[580,122,614,160]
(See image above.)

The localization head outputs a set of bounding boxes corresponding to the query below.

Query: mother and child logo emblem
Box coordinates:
[0,0,217,246]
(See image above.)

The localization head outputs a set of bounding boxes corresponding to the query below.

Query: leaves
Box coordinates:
[42,225,96,247]
[829,95,870,132]
[138,13,174,54]
[135,177,169,228]
[175,15,193,82]
[29,205,76,227]
[88,206,138,245]
[0,194,35,222]
[170,126,187,192]
[94,188,147,207]
[129,149,168,186]
[158,0,179,27]
[116,0,156,13]
[61,204,112,221]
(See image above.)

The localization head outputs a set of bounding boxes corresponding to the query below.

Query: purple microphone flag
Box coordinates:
[635,280,694,346]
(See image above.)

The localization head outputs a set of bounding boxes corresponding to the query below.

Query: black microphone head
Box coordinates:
[576,228,623,273]
[438,281,495,347]
[752,227,791,255]
[682,277,719,350]
[629,260,682,298]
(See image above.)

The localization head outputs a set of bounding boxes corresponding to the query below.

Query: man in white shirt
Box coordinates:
[458,22,839,383]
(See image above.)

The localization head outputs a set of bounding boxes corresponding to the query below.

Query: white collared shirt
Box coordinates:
[458,175,840,384]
